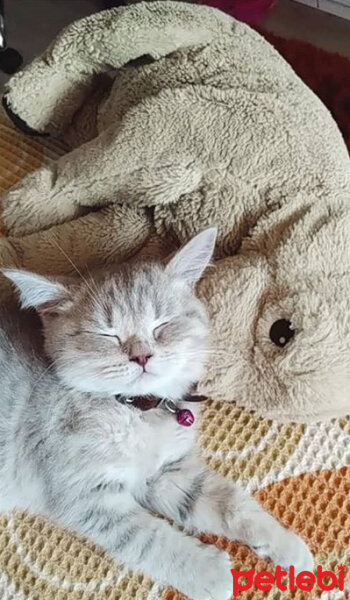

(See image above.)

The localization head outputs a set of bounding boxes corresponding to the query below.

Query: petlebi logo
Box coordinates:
[231,564,346,596]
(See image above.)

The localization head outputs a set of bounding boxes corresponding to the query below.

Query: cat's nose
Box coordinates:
[130,354,152,368]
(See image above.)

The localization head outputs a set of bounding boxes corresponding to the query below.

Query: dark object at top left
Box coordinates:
[0,0,23,74]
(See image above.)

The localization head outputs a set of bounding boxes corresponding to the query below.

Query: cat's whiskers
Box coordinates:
[51,239,105,311]
[156,350,225,364]
[84,266,107,311]
[161,348,226,357]
[27,361,56,402]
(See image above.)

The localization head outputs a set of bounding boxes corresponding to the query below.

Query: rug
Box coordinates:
[0,30,349,600]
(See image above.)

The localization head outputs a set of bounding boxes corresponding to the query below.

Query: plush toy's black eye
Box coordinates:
[269,319,294,347]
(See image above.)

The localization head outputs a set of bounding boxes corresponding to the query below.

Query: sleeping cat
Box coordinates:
[1,229,312,600]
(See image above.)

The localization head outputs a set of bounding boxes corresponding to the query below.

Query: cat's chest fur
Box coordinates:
[69,398,200,494]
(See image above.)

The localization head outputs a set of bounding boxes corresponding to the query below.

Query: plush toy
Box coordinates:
[1,1,350,422]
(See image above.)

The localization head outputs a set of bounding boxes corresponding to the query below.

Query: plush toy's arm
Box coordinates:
[3,1,229,136]
[2,94,202,236]
[0,204,151,278]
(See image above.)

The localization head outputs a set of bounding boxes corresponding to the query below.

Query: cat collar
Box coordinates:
[114,392,206,427]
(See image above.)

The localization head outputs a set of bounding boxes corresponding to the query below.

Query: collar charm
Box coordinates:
[116,391,206,427]
[163,400,195,427]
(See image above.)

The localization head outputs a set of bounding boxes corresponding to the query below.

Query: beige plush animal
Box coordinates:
[1,1,350,422]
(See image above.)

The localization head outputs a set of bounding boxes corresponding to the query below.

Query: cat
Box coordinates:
[1,228,312,600]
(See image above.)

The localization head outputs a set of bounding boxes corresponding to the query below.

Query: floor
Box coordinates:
[1,0,350,90]
[265,0,350,56]
[0,0,101,89]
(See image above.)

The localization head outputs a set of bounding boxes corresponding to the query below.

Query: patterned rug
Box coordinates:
[0,30,349,600]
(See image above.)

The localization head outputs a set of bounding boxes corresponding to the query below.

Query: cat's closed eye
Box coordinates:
[82,330,121,343]
[100,332,121,343]
[153,322,170,340]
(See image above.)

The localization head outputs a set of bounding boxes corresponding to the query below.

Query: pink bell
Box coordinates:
[176,408,195,427]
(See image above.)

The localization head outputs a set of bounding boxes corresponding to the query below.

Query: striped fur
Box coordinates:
[0,231,312,599]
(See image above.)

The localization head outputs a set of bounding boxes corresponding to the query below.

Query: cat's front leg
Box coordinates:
[143,454,313,573]
[58,494,233,600]
[221,486,314,574]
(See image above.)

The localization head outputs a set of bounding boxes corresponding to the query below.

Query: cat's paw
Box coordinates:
[265,529,314,573]
[180,545,232,600]
[246,521,313,573]
[230,496,313,574]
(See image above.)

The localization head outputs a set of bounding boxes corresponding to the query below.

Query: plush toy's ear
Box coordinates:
[2,269,73,314]
[166,228,217,285]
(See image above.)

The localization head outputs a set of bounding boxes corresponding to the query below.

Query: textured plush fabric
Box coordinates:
[2,1,350,423]
[0,24,350,600]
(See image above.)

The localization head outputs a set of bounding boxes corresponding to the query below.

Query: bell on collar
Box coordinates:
[164,400,195,427]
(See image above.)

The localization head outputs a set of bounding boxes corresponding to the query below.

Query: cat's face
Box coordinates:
[4,229,216,400]
[42,264,210,398]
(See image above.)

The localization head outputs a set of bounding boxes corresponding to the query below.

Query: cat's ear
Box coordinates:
[166,228,217,284]
[2,269,73,314]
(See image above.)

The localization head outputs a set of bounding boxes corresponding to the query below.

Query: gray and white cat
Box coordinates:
[0,229,312,600]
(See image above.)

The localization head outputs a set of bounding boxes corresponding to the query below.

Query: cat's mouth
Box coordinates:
[138,369,156,378]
